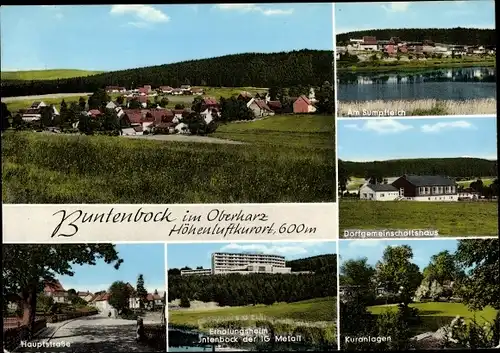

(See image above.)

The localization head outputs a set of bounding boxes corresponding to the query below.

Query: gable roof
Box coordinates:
[31,101,42,108]
[160,86,173,91]
[365,184,398,192]
[252,99,272,111]
[362,36,377,45]
[398,175,455,187]
[88,109,102,116]
[267,101,282,110]
[44,279,65,293]
[295,95,312,106]
[123,109,143,124]
[203,97,218,106]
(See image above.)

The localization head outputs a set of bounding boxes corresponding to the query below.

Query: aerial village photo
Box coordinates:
[167,241,337,351]
[337,117,498,237]
[1,4,335,204]
[335,0,496,117]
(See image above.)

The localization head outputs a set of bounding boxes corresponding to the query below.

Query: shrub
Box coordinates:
[375,306,417,350]
[179,296,190,308]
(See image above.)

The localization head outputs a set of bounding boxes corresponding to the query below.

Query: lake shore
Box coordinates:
[337,59,496,73]
[338,98,496,117]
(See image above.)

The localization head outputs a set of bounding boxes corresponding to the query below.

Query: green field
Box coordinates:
[337,57,496,72]
[369,302,497,335]
[4,95,91,113]
[1,69,104,81]
[2,114,335,203]
[456,178,495,188]
[170,297,336,328]
[339,200,498,236]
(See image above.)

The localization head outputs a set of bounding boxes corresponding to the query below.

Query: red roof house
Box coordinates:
[293,95,316,114]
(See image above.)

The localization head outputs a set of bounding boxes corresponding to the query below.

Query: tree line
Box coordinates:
[340,239,499,350]
[168,255,337,307]
[339,158,498,183]
[1,50,334,97]
[336,28,496,46]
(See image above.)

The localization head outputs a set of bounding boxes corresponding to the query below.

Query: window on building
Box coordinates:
[381,193,385,197]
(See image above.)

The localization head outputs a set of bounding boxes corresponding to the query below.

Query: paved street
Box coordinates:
[15,314,164,352]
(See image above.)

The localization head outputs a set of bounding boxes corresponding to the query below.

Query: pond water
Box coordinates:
[337,67,497,101]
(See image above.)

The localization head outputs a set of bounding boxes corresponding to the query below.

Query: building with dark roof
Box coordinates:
[360,175,459,202]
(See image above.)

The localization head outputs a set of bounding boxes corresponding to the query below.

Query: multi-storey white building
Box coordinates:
[211,252,291,275]
[180,268,212,276]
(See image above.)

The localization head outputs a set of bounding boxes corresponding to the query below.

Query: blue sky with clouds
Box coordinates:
[57,243,165,294]
[338,117,497,162]
[167,241,337,269]
[0,4,333,72]
[339,239,459,270]
[335,0,495,35]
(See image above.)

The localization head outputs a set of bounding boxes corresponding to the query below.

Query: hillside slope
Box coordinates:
[1,50,334,97]
[1,69,104,81]
[336,28,496,46]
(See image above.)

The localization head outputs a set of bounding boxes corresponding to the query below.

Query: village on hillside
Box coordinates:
[336,35,496,61]
[4,83,331,137]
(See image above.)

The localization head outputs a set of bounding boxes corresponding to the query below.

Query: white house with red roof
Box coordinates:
[247,98,274,118]
[43,279,69,303]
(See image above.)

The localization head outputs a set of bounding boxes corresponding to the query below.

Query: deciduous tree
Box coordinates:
[2,244,122,334]
[108,281,132,313]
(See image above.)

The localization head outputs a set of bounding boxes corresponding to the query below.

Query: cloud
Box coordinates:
[110,5,170,27]
[344,120,414,134]
[420,120,475,133]
[215,4,294,16]
[381,2,411,13]
[219,242,328,257]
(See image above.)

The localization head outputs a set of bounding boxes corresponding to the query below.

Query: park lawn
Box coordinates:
[2,115,335,203]
[339,200,498,236]
[1,69,104,81]
[368,302,498,334]
[337,56,496,72]
[169,297,336,328]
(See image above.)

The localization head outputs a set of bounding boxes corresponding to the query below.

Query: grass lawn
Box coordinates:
[169,297,336,328]
[339,199,498,236]
[368,302,498,334]
[1,69,104,81]
[337,57,496,72]
[2,114,335,204]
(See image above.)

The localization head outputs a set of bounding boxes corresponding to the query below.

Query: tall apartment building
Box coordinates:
[211,252,291,275]
[180,268,211,276]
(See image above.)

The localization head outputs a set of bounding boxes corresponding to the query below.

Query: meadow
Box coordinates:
[1,69,104,81]
[169,297,336,328]
[1,114,335,204]
[368,302,497,335]
[339,199,498,236]
[338,98,497,116]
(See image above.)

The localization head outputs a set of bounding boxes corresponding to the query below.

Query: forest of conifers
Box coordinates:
[339,158,498,179]
[336,28,496,46]
[0,50,334,97]
[167,255,337,306]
